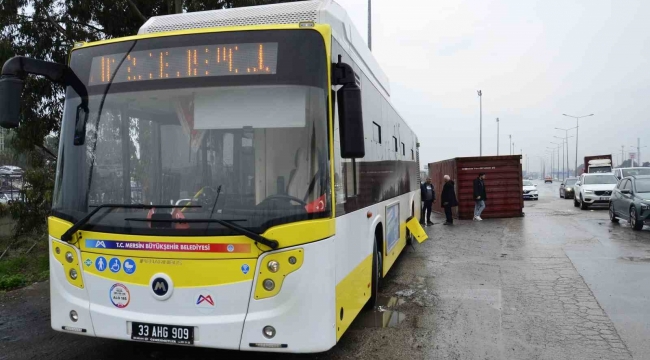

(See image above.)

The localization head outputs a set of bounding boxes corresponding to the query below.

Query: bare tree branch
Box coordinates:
[43,11,68,36]
[35,144,57,160]
[127,0,148,23]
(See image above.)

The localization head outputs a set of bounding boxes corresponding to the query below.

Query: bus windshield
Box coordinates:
[53,30,330,236]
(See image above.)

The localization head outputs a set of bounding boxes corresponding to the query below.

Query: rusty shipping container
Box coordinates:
[428,155,523,220]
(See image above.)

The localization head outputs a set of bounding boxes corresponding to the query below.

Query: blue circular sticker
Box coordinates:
[123,259,136,275]
[109,258,121,273]
[241,264,250,275]
[95,256,107,272]
[227,244,235,252]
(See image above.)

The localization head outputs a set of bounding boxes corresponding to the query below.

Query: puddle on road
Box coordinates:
[351,296,407,328]
[619,256,650,262]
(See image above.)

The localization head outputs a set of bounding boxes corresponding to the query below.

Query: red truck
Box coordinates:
[582,155,613,174]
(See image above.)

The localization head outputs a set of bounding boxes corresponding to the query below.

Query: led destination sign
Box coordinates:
[88,42,278,85]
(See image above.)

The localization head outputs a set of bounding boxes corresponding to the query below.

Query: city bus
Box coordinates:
[0,0,426,352]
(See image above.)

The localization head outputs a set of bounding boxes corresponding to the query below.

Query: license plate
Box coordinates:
[600,197,609,201]
[131,322,194,345]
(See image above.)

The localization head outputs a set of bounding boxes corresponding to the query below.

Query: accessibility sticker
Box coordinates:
[85,239,250,253]
[109,283,130,308]
[123,259,136,275]
[241,264,250,275]
[95,256,107,272]
[84,259,92,267]
[109,258,121,273]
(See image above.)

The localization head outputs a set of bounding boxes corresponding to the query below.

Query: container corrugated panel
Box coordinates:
[428,155,523,220]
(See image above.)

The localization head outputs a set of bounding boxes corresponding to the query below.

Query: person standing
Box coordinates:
[420,177,435,226]
[473,173,487,221]
[441,175,458,225]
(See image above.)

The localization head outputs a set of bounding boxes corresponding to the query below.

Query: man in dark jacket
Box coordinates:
[420,177,435,225]
[473,173,487,221]
[441,175,458,225]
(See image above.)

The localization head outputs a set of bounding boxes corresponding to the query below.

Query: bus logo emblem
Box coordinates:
[227,244,234,252]
[196,295,214,306]
[241,264,250,274]
[152,278,169,296]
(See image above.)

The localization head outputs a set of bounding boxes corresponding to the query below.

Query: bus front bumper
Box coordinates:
[49,237,336,352]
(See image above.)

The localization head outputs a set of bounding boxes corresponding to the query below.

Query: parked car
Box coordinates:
[0,165,23,177]
[609,175,650,230]
[544,176,553,183]
[560,178,578,199]
[574,173,618,210]
[0,191,19,204]
[522,180,538,200]
[613,167,650,180]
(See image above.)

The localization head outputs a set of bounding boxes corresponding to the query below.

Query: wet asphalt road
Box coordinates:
[1,182,650,360]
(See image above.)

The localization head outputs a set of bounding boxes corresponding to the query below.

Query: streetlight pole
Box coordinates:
[509,134,512,155]
[367,0,371,50]
[562,113,594,176]
[547,148,555,178]
[478,90,482,156]
[551,142,561,180]
[554,136,565,180]
[556,127,576,177]
[496,118,499,156]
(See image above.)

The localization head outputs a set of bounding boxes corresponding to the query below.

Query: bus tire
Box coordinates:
[365,239,382,309]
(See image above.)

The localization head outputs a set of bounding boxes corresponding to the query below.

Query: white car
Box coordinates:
[574,173,618,210]
[522,180,538,200]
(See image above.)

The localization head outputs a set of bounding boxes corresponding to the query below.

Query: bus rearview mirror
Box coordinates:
[0,76,25,129]
[337,83,365,158]
[74,105,89,146]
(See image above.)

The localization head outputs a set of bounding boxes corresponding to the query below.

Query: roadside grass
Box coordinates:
[0,216,49,291]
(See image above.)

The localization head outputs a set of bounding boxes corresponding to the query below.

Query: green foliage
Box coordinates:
[0,235,49,291]
[0,274,26,290]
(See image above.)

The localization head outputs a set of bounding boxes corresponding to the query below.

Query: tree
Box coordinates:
[0,0,303,237]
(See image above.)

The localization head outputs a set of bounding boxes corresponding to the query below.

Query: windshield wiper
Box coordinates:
[123,217,279,249]
[60,204,201,242]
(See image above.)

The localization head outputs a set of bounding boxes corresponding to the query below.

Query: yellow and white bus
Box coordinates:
[0,0,426,352]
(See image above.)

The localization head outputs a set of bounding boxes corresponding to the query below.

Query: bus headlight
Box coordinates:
[69,310,79,322]
[65,251,74,263]
[262,279,275,291]
[267,260,279,273]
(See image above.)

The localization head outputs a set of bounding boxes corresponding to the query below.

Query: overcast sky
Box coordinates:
[335,0,650,173]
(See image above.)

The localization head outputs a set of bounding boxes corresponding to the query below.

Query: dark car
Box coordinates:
[560,178,578,199]
[609,175,650,230]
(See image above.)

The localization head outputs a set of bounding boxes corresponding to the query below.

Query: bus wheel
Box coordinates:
[366,239,382,309]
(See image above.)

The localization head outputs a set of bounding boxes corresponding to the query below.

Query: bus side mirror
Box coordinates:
[333,55,364,159]
[337,84,364,158]
[74,105,89,145]
[0,76,25,129]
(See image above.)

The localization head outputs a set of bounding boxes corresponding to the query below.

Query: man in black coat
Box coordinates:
[473,172,487,221]
[420,177,435,226]
[441,175,458,225]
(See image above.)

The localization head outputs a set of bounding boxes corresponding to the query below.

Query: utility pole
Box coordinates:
[563,113,594,176]
[621,145,625,167]
[638,138,641,165]
[496,118,499,156]
[509,135,512,155]
[367,0,371,50]
[478,90,482,156]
